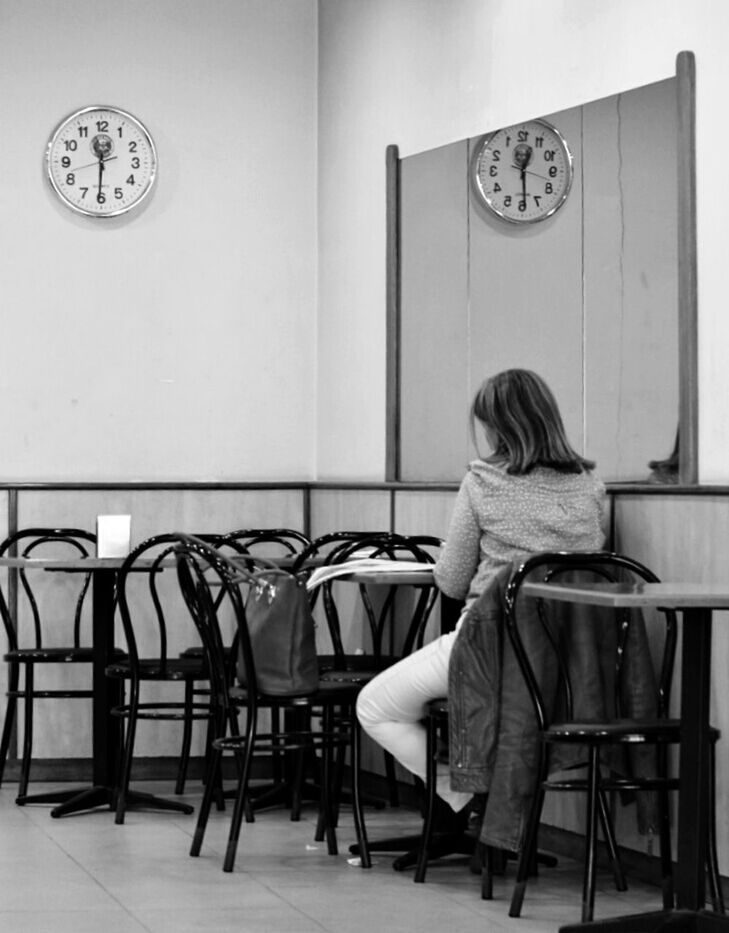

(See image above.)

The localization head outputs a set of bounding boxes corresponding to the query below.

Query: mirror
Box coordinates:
[387,53,696,485]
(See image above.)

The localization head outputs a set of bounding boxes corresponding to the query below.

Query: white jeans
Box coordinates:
[355,630,473,813]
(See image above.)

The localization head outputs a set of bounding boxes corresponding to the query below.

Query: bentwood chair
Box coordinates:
[179,529,312,802]
[174,535,369,873]
[309,533,441,809]
[503,551,723,923]
[0,528,126,800]
[107,533,214,824]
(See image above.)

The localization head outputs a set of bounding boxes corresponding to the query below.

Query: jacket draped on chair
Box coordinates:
[447,561,660,852]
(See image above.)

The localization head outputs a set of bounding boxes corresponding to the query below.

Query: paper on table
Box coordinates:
[305,557,433,591]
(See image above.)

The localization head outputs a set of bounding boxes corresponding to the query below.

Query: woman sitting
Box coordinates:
[356,368,607,827]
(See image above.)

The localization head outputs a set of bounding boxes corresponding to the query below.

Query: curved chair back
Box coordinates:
[503,550,677,737]
[115,532,194,672]
[290,531,390,573]
[318,532,442,665]
[223,529,310,561]
[0,528,96,651]
[174,536,248,720]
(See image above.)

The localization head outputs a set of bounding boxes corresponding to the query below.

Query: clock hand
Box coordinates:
[72,156,118,172]
[96,158,105,203]
[521,167,527,204]
[512,163,548,181]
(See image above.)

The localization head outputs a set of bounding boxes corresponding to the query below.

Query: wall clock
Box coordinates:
[471,118,573,224]
[45,105,157,218]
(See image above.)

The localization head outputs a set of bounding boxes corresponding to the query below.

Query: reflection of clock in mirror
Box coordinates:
[471,118,573,224]
[46,105,157,218]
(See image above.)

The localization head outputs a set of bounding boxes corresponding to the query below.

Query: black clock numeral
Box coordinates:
[545,182,553,194]
[492,149,501,162]
[126,174,136,185]
[80,187,89,199]
[518,200,526,212]
[504,195,512,207]
[97,193,106,204]
[65,173,75,186]
[131,157,140,169]
[95,120,109,132]
[489,165,498,177]
[64,140,77,151]
[129,141,137,152]
[61,157,71,168]
[504,135,511,147]
[548,166,558,177]
[518,130,528,142]
[115,188,123,199]
[116,126,124,138]
[493,182,501,192]
[534,136,544,148]
[78,126,88,138]
[534,196,541,208]
[544,149,556,162]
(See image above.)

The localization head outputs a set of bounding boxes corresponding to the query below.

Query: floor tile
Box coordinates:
[0,780,672,933]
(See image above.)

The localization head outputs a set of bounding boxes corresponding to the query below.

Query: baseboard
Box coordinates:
[0,756,265,783]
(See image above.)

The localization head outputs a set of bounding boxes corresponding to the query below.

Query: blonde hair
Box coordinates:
[470,369,595,475]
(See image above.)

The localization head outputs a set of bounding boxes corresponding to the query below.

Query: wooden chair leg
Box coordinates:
[190,744,223,857]
[350,716,371,868]
[414,712,439,883]
[581,747,600,924]
[509,775,547,917]
[114,682,138,825]
[706,739,725,913]
[0,664,19,787]
[18,665,34,800]
[174,680,195,795]
[597,788,627,891]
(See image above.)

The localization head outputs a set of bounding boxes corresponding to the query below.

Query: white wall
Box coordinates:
[0,0,317,481]
[317,0,727,484]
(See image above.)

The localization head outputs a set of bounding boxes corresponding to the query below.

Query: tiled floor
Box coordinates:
[0,780,664,933]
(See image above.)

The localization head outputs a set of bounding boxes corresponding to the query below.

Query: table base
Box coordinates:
[349,831,476,871]
[16,784,194,819]
[560,909,729,933]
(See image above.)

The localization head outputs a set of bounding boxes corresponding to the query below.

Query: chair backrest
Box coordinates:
[318,532,443,664]
[115,532,199,671]
[174,535,263,718]
[290,531,390,573]
[223,528,311,561]
[502,550,677,736]
[0,528,96,651]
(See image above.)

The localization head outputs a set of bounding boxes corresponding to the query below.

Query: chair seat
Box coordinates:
[544,718,720,744]
[5,646,126,663]
[318,653,399,686]
[319,668,377,686]
[106,657,207,680]
[229,678,360,706]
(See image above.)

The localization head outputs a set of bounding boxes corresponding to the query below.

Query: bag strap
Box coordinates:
[176,532,299,593]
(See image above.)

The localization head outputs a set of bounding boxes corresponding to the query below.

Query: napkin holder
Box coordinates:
[96,515,132,558]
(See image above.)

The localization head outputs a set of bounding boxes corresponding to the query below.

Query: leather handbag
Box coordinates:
[235,566,319,697]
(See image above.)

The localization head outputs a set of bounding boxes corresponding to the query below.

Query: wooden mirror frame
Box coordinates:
[386,50,698,485]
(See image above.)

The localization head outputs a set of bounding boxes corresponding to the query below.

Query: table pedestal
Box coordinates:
[15,567,193,819]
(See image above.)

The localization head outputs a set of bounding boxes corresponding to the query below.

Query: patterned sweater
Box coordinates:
[433,459,607,613]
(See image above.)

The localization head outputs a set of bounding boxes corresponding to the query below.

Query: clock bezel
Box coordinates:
[45,105,158,219]
[471,118,574,225]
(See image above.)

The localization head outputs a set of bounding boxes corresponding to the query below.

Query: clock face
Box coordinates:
[471,119,573,224]
[46,106,157,218]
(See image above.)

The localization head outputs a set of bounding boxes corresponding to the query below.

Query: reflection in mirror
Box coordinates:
[389,75,687,484]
